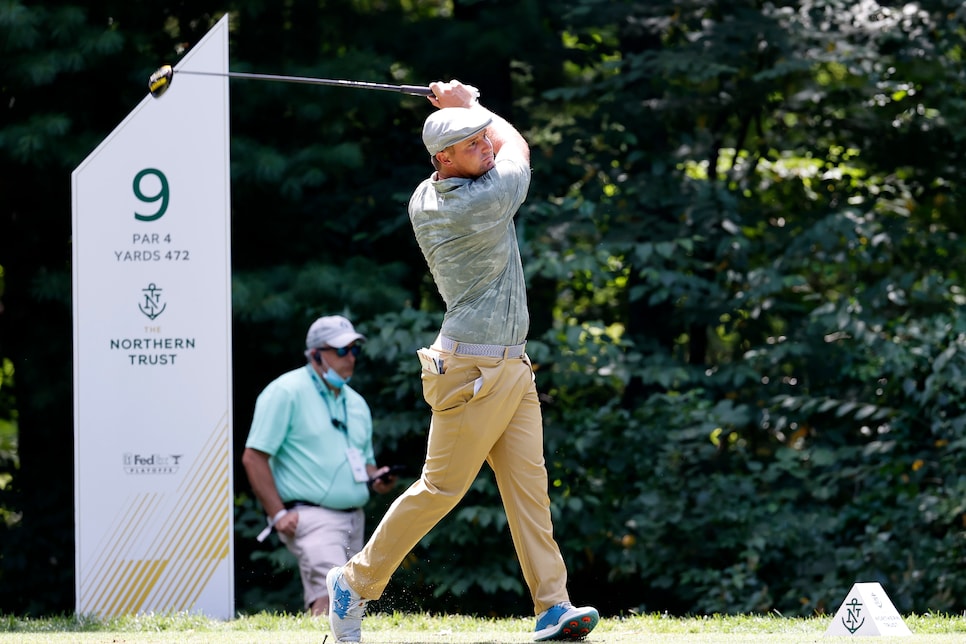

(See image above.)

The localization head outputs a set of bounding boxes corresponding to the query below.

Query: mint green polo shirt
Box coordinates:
[245,365,375,510]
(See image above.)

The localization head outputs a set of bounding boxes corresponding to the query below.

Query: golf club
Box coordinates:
[148,64,435,99]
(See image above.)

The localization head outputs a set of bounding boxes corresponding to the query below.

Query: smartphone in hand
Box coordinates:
[371,464,407,484]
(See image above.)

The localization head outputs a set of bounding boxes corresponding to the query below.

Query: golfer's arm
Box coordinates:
[241,447,286,517]
[476,104,529,163]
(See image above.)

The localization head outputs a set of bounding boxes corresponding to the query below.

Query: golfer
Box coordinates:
[326,79,599,642]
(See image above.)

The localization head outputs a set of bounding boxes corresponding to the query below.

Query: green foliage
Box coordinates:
[2,0,966,619]
[518,0,966,617]
[0,357,18,522]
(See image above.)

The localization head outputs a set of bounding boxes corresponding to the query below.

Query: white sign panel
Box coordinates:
[72,15,233,618]
[824,582,912,637]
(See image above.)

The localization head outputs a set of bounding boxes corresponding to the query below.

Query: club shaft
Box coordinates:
[173,69,433,96]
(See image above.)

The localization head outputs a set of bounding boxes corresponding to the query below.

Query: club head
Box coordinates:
[149,65,174,98]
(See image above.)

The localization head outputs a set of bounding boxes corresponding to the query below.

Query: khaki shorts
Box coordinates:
[278,505,365,610]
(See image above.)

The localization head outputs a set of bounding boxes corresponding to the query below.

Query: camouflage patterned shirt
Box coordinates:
[408,148,531,346]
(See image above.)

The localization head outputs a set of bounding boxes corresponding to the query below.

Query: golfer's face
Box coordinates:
[447,131,494,178]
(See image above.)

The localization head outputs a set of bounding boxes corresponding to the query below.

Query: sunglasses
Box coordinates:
[321,345,362,358]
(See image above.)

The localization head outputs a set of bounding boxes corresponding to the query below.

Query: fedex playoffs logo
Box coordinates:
[123,452,183,475]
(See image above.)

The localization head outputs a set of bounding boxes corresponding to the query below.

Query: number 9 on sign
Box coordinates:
[133,168,169,221]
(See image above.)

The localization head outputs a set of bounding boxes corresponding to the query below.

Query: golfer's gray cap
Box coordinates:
[306,315,366,349]
[422,108,493,155]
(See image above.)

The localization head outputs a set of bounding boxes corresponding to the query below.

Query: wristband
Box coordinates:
[270,508,288,523]
[256,508,289,543]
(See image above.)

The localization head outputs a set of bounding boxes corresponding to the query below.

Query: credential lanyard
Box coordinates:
[306,366,369,484]
[306,365,348,432]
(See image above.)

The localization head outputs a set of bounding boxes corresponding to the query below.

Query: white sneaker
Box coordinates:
[326,566,369,642]
[533,602,599,641]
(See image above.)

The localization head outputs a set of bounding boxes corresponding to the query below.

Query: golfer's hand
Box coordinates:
[428,79,480,109]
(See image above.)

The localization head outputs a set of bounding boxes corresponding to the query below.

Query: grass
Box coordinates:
[0,612,964,643]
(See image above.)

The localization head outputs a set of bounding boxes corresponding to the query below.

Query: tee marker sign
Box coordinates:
[824,582,912,637]
[72,14,233,618]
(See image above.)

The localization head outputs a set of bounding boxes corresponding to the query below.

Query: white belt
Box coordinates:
[439,335,525,359]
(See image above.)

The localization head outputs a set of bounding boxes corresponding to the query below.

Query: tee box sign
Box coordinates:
[71,16,234,618]
[824,582,912,637]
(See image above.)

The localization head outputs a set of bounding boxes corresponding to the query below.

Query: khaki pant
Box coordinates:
[343,350,569,614]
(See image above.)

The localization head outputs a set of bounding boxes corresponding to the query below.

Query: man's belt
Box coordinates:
[284,500,359,512]
[438,335,525,359]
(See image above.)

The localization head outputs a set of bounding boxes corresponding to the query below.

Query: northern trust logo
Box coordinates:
[841,597,865,634]
[139,283,166,320]
[109,282,196,367]
[123,453,183,475]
